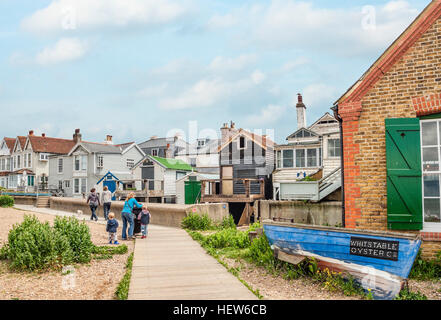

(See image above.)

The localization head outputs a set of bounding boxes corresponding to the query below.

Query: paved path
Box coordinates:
[14,205,257,300]
[128,225,258,300]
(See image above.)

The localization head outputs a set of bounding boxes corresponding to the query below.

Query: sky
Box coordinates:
[0,0,431,145]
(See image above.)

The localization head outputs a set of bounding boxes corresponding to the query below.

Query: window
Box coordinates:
[328,139,341,157]
[81,178,87,193]
[296,149,305,168]
[422,120,441,226]
[17,155,21,168]
[74,179,80,194]
[97,155,104,168]
[1,159,4,171]
[276,150,282,168]
[282,150,294,168]
[39,153,49,161]
[81,155,87,171]
[238,136,246,150]
[176,171,186,180]
[151,149,159,157]
[27,153,31,167]
[65,180,70,188]
[58,180,63,190]
[307,149,318,167]
[58,158,63,174]
[13,156,16,170]
[27,176,34,187]
[74,156,80,171]
[127,159,135,168]
[198,140,206,147]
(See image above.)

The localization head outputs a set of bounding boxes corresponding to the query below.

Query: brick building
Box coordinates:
[334,0,441,259]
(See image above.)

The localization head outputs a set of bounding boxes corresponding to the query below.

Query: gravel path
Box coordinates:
[0,207,134,300]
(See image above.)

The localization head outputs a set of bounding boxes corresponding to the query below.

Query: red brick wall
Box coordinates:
[340,17,441,259]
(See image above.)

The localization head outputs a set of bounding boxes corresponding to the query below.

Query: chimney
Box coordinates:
[221,122,237,143]
[73,129,82,143]
[29,130,34,136]
[296,93,307,129]
[105,135,113,145]
[42,133,46,138]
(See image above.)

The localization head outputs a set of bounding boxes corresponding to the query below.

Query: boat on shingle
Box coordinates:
[263,219,421,300]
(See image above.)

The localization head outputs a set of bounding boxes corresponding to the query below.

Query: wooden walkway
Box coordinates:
[128,225,258,300]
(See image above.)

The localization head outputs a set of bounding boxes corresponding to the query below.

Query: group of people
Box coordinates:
[86,187,151,244]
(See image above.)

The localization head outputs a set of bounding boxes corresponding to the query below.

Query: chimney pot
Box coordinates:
[298,93,303,103]
[29,130,34,136]
[42,133,46,137]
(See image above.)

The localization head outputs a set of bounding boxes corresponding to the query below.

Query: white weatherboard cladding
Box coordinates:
[154,162,165,191]
[164,170,177,196]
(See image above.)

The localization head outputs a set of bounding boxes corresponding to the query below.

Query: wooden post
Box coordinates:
[260,179,265,197]
[245,179,250,198]
[201,181,206,200]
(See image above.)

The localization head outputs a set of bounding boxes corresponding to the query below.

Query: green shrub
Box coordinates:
[0,215,74,270]
[395,288,427,300]
[0,215,95,271]
[54,216,94,263]
[218,215,236,230]
[0,195,14,208]
[409,250,441,280]
[181,213,213,231]
[202,228,250,249]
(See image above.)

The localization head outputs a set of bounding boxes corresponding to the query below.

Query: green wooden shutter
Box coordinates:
[386,118,423,230]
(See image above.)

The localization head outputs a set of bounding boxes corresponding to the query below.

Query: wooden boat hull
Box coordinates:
[263,220,422,300]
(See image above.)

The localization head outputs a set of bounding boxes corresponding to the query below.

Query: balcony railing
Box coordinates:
[201,178,265,203]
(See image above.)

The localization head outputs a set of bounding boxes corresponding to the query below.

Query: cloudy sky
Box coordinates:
[0,0,430,144]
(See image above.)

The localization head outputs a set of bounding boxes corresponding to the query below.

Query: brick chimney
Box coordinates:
[105,135,113,145]
[296,93,307,129]
[73,129,82,143]
[221,122,237,143]
[29,130,34,136]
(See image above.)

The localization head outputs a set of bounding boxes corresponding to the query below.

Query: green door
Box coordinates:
[185,181,202,204]
[386,118,423,230]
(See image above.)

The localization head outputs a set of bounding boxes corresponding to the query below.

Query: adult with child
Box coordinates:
[86,188,100,221]
[101,186,113,220]
[121,192,142,240]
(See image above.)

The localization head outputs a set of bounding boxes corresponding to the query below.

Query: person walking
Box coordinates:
[121,192,142,240]
[86,188,100,221]
[101,186,113,220]
[138,205,151,239]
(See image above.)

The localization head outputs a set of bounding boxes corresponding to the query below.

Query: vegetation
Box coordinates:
[394,288,427,300]
[115,253,134,300]
[181,213,236,231]
[0,215,126,271]
[0,195,14,208]
[183,215,369,299]
[409,250,441,281]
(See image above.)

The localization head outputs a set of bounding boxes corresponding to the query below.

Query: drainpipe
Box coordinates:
[332,105,345,228]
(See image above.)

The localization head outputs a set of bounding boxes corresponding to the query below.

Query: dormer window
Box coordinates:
[197,140,206,147]
[39,153,49,161]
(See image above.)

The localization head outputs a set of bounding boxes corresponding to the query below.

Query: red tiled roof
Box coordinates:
[4,138,15,152]
[28,135,76,155]
[17,136,27,149]
[11,169,35,175]
[0,172,10,176]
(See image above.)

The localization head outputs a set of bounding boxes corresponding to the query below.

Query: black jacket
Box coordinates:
[140,211,151,225]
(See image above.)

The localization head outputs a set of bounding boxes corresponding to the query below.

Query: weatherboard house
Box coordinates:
[334,0,441,259]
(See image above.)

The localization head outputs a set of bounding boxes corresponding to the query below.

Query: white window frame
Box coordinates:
[420,119,441,232]
[39,153,49,161]
[73,178,80,194]
[276,148,322,169]
[65,180,70,188]
[127,159,135,168]
[97,155,104,168]
[81,155,87,171]
[151,148,159,157]
[58,158,63,174]
[28,153,31,168]
[328,139,341,158]
[73,178,87,194]
[74,155,80,171]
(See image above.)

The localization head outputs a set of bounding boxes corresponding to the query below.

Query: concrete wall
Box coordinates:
[256,200,343,227]
[11,195,36,206]
[50,197,229,228]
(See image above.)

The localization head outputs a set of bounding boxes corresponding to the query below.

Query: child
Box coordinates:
[138,205,151,239]
[106,212,119,245]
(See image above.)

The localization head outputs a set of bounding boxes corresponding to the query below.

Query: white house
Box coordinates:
[175,138,221,174]
[273,94,341,201]
[0,137,15,188]
[48,131,145,198]
[131,155,194,203]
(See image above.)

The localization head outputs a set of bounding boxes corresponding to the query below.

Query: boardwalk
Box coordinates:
[128,225,258,300]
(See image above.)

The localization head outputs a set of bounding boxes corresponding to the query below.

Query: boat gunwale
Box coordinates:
[262,220,421,241]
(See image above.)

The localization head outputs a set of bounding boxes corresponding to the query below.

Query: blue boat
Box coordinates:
[263,219,421,300]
